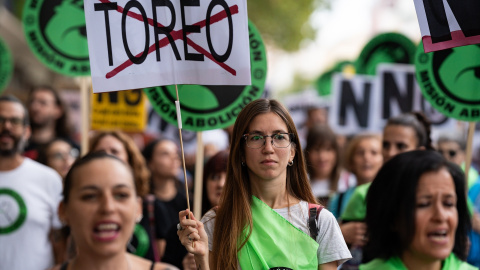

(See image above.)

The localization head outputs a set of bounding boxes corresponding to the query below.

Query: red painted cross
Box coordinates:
[98,0,239,79]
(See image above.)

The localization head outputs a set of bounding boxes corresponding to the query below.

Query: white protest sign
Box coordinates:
[413,0,480,52]
[84,0,250,93]
[329,64,456,135]
[329,73,379,135]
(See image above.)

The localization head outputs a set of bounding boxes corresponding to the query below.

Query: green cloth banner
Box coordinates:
[238,196,318,269]
[360,254,477,270]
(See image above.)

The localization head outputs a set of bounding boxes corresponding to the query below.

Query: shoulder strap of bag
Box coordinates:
[146,194,161,262]
[308,203,323,240]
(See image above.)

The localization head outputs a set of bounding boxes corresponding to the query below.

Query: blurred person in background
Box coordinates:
[340,112,434,269]
[0,95,64,269]
[437,132,480,266]
[163,150,229,269]
[304,124,342,205]
[52,152,178,270]
[89,130,167,261]
[37,138,79,179]
[25,86,78,159]
[142,138,188,257]
[361,150,476,270]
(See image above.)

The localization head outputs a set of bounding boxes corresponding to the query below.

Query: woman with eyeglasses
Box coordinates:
[177,99,351,270]
[38,138,79,179]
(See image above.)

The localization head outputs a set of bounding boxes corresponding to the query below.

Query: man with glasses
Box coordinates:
[0,95,63,269]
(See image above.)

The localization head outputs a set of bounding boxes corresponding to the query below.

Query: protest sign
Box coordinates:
[413,0,480,52]
[315,61,355,96]
[355,32,416,75]
[0,37,13,93]
[91,89,147,132]
[144,21,266,132]
[415,42,480,122]
[84,0,250,93]
[23,0,90,76]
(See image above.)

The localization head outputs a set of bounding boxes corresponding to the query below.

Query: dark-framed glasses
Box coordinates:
[49,148,79,161]
[438,149,458,158]
[0,116,24,127]
[243,133,294,149]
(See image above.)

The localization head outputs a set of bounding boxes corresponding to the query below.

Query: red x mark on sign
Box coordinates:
[98,0,239,79]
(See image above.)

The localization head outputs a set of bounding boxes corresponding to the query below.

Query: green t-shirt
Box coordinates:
[359,254,477,270]
[340,183,371,221]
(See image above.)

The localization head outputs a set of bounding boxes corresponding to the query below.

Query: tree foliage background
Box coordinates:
[247,0,327,51]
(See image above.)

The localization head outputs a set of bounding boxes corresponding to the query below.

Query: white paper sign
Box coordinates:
[413,0,480,52]
[84,0,250,93]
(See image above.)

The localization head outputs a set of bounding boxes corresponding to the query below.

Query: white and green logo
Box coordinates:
[23,0,90,76]
[0,37,13,94]
[0,189,27,234]
[415,42,480,121]
[144,21,267,131]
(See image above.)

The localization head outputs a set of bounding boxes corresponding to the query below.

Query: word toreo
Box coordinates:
[94,0,233,66]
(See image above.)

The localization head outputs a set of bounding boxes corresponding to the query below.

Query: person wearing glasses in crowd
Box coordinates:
[177,99,351,269]
[37,138,79,179]
[437,132,480,267]
[360,150,476,270]
[0,95,63,269]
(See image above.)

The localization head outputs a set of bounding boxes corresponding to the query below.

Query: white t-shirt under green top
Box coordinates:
[201,200,352,268]
[0,158,63,270]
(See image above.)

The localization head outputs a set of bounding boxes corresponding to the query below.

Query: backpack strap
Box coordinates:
[308,203,323,240]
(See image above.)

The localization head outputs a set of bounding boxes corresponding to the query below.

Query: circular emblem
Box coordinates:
[356,33,416,75]
[144,21,267,131]
[23,0,90,76]
[0,37,13,94]
[0,189,27,234]
[315,60,355,96]
[415,42,480,121]
[132,224,150,257]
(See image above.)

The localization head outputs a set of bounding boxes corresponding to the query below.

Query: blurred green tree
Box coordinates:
[248,0,327,51]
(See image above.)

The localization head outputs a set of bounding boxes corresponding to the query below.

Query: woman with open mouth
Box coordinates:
[360,150,476,270]
[50,152,178,270]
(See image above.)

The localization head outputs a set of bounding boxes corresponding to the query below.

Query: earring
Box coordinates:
[136,214,143,223]
[288,160,293,166]
[241,161,246,166]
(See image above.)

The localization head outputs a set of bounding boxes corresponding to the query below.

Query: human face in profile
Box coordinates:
[382,125,418,162]
[60,158,141,257]
[402,168,458,268]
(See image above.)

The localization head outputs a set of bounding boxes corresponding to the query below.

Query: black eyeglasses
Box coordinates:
[438,149,458,158]
[0,116,24,127]
[243,133,294,149]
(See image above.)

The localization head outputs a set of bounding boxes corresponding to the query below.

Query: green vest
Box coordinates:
[238,196,319,269]
[359,254,477,270]
[340,183,371,221]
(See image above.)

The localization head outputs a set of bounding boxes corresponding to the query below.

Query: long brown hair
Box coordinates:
[89,130,150,197]
[212,99,316,269]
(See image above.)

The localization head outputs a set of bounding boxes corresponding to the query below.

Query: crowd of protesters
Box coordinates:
[0,88,479,269]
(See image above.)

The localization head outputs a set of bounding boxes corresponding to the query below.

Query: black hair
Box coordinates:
[385,112,434,150]
[0,94,30,126]
[62,151,134,203]
[363,150,471,263]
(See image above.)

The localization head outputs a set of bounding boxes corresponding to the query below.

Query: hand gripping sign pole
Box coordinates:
[174,85,195,248]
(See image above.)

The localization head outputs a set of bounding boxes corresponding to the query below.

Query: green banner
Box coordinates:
[23,0,90,76]
[415,42,480,121]
[144,20,267,132]
[0,37,13,93]
[315,60,354,96]
[356,32,416,75]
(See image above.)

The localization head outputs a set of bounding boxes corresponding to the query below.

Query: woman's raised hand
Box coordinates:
[177,209,209,268]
